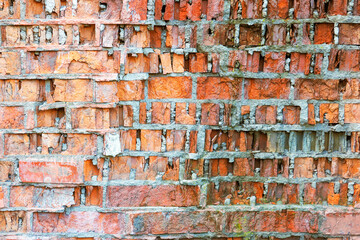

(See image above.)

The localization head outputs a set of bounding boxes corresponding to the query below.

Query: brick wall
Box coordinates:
[1,0,360,239]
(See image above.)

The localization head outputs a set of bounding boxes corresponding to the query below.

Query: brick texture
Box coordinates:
[0,0,360,239]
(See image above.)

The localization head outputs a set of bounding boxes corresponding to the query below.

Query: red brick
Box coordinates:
[71,108,107,129]
[294,158,314,178]
[189,131,198,153]
[189,53,208,72]
[10,186,75,208]
[314,24,334,44]
[294,79,339,100]
[166,26,186,48]
[234,158,255,176]
[19,160,83,183]
[175,102,196,124]
[121,0,148,21]
[129,211,223,234]
[0,161,14,182]
[0,211,27,232]
[197,77,242,99]
[267,0,289,19]
[343,79,360,99]
[203,24,236,46]
[84,159,104,182]
[327,0,348,16]
[209,159,234,176]
[239,25,262,45]
[314,54,324,74]
[37,108,66,128]
[293,0,311,18]
[319,103,339,124]
[266,183,299,204]
[0,107,24,129]
[328,49,360,72]
[225,210,319,233]
[28,51,120,74]
[345,104,360,123]
[244,79,290,99]
[166,130,186,151]
[201,103,220,125]
[0,52,21,75]
[0,0,20,19]
[0,80,45,102]
[290,53,312,74]
[117,81,145,101]
[283,106,301,125]
[33,212,126,234]
[52,79,93,102]
[0,186,8,208]
[266,25,287,45]
[263,52,286,73]
[141,130,162,152]
[109,156,179,181]
[151,102,171,124]
[184,159,204,179]
[148,77,192,99]
[207,181,264,205]
[255,105,277,124]
[85,186,103,206]
[107,185,199,207]
[320,212,360,235]
[125,54,150,74]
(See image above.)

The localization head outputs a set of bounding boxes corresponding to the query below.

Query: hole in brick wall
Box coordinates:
[295,132,303,151]
[310,132,317,151]
[339,79,348,93]
[161,5,166,13]
[288,0,294,9]
[347,134,352,151]
[36,134,42,152]
[144,157,150,172]
[324,1,330,14]
[79,24,95,45]
[9,0,14,15]
[324,132,330,151]
[174,1,180,19]
[258,54,265,72]
[201,0,208,16]
[277,159,284,175]
[99,2,107,12]
[332,132,345,152]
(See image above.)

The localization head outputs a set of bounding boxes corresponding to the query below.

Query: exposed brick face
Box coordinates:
[0,0,359,239]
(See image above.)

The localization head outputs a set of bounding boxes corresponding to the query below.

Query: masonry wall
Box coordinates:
[0,0,360,239]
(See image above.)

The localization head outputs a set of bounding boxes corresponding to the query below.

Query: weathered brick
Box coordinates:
[295,79,339,100]
[107,185,199,207]
[0,52,21,75]
[33,212,126,234]
[225,210,319,233]
[197,77,242,99]
[345,104,360,123]
[10,186,75,208]
[255,105,277,124]
[148,77,192,99]
[244,79,290,99]
[129,211,223,234]
[19,160,83,183]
